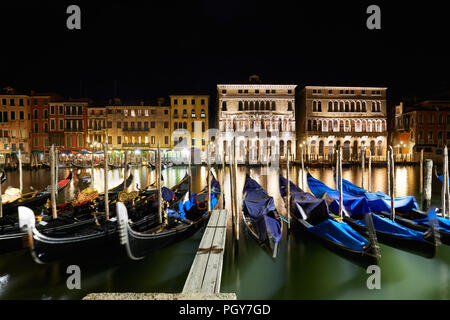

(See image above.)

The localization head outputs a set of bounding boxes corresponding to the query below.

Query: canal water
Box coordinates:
[0,165,448,299]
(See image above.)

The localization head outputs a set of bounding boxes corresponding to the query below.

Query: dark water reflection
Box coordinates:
[0,165,449,299]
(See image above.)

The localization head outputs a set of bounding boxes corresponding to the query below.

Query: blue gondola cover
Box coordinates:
[243,176,282,243]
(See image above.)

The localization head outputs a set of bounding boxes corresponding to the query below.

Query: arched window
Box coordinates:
[307,120,312,131]
[174,122,178,130]
[371,102,376,112]
[313,101,317,112]
[183,122,187,129]
[356,101,361,112]
[328,101,332,112]
[377,141,383,156]
[250,101,254,111]
[313,120,317,131]
[340,101,345,112]
[319,140,324,156]
[362,101,366,112]
[238,101,243,111]
[222,102,227,111]
[334,101,338,112]
[377,102,381,112]
[311,141,316,154]
[244,101,248,110]
[318,101,322,112]
[272,101,276,111]
[351,101,355,112]
[288,101,293,111]
[266,101,271,111]
[370,140,376,155]
[255,101,259,111]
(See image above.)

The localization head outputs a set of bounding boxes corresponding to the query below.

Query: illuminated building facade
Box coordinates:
[217,76,297,163]
[297,86,388,161]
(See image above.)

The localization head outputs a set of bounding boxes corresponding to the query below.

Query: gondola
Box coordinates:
[242,174,282,258]
[108,164,122,169]
[279,174,379,266]
[0,168,6,184]
[339,177,450,246]
[1,171,72,216]
[116,174,221,260]
[0,171,133,254]
[19,175,191,263]
[41,162,51,169]
[307,173,438,258]
[72,163,101,169]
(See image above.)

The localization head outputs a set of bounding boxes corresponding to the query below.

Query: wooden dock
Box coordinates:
[83,209,235,300]
[183,209,229,294]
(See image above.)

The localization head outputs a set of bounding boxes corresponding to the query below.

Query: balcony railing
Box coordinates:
[122,127,148,132]
[122,143,151,148]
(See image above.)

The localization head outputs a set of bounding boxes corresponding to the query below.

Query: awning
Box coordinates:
[60,150,78,155]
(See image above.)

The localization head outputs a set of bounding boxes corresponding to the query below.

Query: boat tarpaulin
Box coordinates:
[243,175,282,243]
[339,178,419,213]
[161,187,175,202]
[355,213,425,241]
[309,219,369,252]
[307,174,371,217]
[280,174,369,252]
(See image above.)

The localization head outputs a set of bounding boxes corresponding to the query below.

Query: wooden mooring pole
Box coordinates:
[420,149,424,194]
[232,138,239,241]
[338,147,343,219]
[368,149,372,192]
[389,146,395,220]
[18,149,23,194]
[423,159,433,211]
[50,145,57,219]
[207,144,211,216]
[387,149,391,195]
[104,143,109,220]
[286,148,291,229]
[361,147,365,190]
[158,142,162,224]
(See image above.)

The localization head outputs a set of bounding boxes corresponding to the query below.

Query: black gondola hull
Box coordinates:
[290,216,379,268]
[343,216,437,258]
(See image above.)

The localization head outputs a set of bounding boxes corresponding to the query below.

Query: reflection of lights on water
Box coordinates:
[395,167,408,196]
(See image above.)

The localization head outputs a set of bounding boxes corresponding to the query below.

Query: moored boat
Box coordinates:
[117,174,221,260]
[307,173,438,258]
[242,174,282,258]
[19,175,191,263]
[279,174,379,266]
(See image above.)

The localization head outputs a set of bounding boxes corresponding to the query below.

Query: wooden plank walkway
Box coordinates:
[183,209,229,294]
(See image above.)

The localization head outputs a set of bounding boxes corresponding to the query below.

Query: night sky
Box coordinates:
[1,0,450,104]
